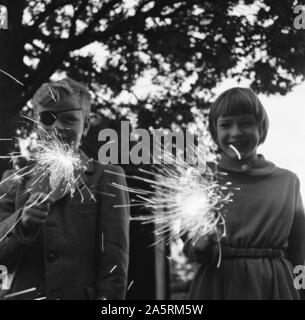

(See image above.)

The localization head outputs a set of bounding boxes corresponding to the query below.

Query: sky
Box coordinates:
[216,80,305,200]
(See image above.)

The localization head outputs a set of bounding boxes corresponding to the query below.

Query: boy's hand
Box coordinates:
[21,192,55,235]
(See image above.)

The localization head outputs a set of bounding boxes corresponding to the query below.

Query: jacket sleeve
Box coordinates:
[0,170,38,270]
[287,176,305,299]
[96,165,130,300]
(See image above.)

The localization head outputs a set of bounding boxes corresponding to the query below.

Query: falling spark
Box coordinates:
[127,280,134,291]
[96,191,116,197]
[109,265,117,274]
[34,297,47,300]
[101,232,104,252]
[4,287,36,299]
[0,193,7,200]
[0,69,24,86]
[229,144,241,160]
[47,85,56,102]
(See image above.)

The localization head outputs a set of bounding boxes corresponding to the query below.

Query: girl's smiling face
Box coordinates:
[216,114,260,161]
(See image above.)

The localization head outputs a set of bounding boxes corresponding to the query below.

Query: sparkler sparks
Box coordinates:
[0,129,94,245]
[132,162,231,246]
[108,129,233,267]
[4,287,36,299]
[47,85,56,102]
[0,69,24,86]
[32,130,86,198]
[229,144,241,160]
[127,280,134,291]
[109,265,117,274]
[101,232,104,252]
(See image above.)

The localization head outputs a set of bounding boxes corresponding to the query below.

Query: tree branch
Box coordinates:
[69,0,89,39]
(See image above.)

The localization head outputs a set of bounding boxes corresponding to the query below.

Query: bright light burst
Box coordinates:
[109,124,233,257]
[132,156,232,247]
[1,128,90,201]
[30,129,86,197]
[0,127,92,245]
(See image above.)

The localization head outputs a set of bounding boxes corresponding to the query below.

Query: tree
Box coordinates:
[1,0,305,138]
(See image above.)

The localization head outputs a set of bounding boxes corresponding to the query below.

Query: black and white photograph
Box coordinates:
[0,0,305,311]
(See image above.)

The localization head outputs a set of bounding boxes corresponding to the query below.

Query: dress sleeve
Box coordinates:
[287,176,305,267]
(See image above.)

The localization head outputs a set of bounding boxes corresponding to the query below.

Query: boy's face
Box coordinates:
[216,114,260,161]
[36,95,88,150]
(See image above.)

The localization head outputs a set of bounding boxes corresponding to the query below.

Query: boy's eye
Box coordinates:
[61,115,77,123]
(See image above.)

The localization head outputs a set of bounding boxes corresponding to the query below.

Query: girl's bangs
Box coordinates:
[216,92,257,118]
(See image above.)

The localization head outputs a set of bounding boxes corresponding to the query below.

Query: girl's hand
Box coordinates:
[193,235,212,253]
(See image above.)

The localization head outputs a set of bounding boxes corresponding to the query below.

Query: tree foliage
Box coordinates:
[1,0,305,136]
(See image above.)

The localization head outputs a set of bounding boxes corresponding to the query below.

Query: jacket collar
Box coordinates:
[218,153,276,176]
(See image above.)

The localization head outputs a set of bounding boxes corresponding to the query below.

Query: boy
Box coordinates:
[0,78,130,299]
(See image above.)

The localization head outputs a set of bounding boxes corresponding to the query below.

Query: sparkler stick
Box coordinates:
[47,85,57,102]
[229,144,241,160]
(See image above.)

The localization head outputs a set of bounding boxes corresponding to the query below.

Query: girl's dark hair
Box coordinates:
[208,87,269,145]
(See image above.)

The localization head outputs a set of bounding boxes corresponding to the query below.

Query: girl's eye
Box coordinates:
[240,121,255,126]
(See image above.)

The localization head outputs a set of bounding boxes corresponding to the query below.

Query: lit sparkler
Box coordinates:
[108,128,233,267]
[130,159,231,246]
[29,129,87,198]
[5,128,88,202]
[0,127,93,244]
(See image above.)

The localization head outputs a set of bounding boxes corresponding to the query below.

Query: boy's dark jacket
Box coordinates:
[0,153,129,300]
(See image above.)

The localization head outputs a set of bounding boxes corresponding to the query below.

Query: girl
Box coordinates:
[183,87,305,300]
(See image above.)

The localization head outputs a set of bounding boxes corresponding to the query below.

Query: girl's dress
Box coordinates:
[183,154,305,299]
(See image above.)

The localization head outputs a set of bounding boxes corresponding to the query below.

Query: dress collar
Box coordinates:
[218,153,276,176]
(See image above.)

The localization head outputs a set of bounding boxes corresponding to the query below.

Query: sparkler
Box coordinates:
[0,126,93,244]
[30,129,87,198]
[108,127,233,266]
[130,158,232,246]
